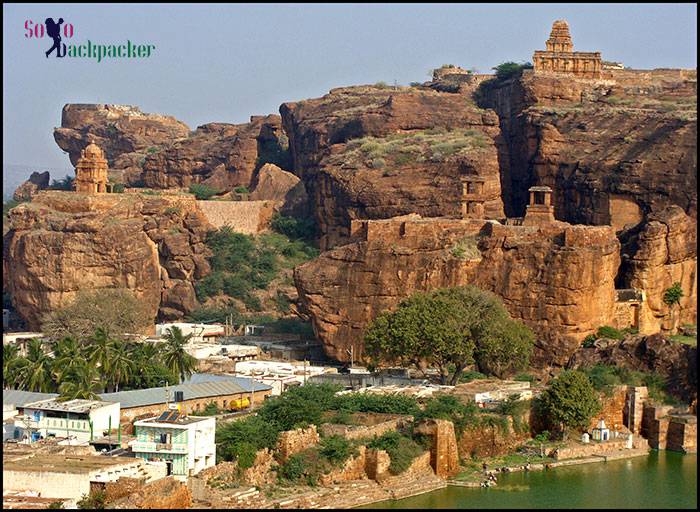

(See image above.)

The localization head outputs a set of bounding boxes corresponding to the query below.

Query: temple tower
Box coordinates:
[74,143,109,194]
[460,176,486,219]
[523,185,555,226]
[533,20,602,78]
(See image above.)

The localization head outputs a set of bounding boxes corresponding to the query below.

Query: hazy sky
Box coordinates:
[3,3,697,182]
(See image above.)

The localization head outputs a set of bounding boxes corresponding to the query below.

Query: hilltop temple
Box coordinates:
[533,20,602,78]
[74,143,110,194]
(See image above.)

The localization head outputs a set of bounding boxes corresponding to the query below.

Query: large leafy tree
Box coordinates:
[364,286,534,384]
[41,288,150,342]
[161,326,197,382]
[538,370,602,433]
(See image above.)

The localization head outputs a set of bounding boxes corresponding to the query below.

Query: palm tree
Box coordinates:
[15,338,55,392]
[110,340,135,392]
[51,336,84,383]
[89,328,115,392]
[161,326,197,382]
[3,344,21,389]
[58,362,102,401]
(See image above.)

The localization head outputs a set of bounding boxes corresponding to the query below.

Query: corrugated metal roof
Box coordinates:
[99,374,271,409]
[3,390,58,407]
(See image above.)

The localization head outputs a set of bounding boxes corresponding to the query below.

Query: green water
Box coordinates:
[363,451,697,509]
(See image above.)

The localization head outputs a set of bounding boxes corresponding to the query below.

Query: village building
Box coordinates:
[591,418,611,441]
[451,379,534,405]
[230,360,337,395]
[10,398,120,445]
[533,20,602,78]
[2,444,166,506]
[100,373,272,425]
[155,322,225,343]
[131,411,216,478]
[74,143,111,194]
[2,332,44,357]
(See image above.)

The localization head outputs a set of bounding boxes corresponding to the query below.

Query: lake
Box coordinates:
[362,451,697,509]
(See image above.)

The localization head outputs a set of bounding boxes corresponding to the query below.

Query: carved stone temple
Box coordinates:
[533,20,602,78]
[74,143,110,194]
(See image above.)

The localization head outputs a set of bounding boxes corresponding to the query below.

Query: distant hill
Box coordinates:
[3,164,72,200]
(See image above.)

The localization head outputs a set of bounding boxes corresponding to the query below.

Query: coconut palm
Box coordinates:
[110,340,136,392]
[51,336,85,383]
[58,362,103,401]
[89,327,115,392]
[3,344,21,389]
[161,326,197,382]
[15,338,55,392]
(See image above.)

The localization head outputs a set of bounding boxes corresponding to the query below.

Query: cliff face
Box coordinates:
[3,191,212,330]
[488,70,697,222]
[281,86,504,249]
[54,105,291,191]
[295,216,620,366]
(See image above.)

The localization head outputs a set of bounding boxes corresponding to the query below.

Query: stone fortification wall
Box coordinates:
[320,414,413,441]
[275,425,320,462]
[196,200,277,234]
[665,416,697,453]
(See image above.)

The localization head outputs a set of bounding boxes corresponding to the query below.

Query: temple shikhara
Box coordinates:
[533,20,602,78]
[74,142,110,193]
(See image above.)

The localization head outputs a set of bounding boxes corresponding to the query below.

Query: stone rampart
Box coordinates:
[276,425,320,462]
[196,200,277,234]
[320,414,413,441]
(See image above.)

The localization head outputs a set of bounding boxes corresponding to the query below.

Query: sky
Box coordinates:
[2,3,697,194]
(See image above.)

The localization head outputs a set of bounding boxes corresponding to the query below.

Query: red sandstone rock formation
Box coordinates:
[12,171,50,202]
[280,85,505,249]
[294,216,620,366]
[3,191,211,329]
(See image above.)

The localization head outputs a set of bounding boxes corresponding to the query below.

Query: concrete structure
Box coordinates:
[74,143,110,194]
[451,379,533,404]
[460,175,486,219]
[523,186,556,226]
[591,418,611,441]
[2,332,44,356]
[131,412,216,478]
[533,20,602,78]
[12,398,120,445]
[100,373,272,425]
[2,445,165,503]
[230,360,336,395]
[156,322,225,343]
[186,343,259,361]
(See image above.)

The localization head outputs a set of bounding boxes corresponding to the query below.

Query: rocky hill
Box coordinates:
[5,66,697,369]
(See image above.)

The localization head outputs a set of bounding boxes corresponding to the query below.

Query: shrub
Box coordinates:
[374,81,389,89]
[368,432,423,475]
[319,435,355,466]
[514,373,536,383]
[270,214,317,241]
[222,274,250,299]
[77,490,106,509]
[216,415,281,464]
[189,183,221,200]
[258,383,342,430]
[49,175,74,191]
[112,183,125,193]
[415,394,478,434]
[596,325,624,340]
[459,370,487,383]
[242,293,263,312]
[333,392,420,416]
[234,186,250,194]
[663,282,684,306]
[582,334,597,347]
[277,452,307,482]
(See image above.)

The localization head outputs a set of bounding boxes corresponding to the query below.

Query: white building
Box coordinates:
[230,360,337,395]
[131,411,216,479]
[156,322,225,343]
[12,398,120,445]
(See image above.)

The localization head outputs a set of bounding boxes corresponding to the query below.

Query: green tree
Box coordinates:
[110,340,136,392]
[58,362,103,401]
[161,326,197,382]
[89,328,115,391]
[538,370,601,434]
[663,282,684,334]
[364,286,534,384]
[41,288,150,342]
[14,338,55,392]
[51,337,84,383]
[3,344,21,389]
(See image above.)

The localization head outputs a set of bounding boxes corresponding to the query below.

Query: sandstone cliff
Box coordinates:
[54,105,291,191]
[3,191,212,330]
[295,216,619,366]
[280,85,504,249]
